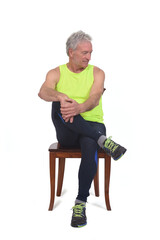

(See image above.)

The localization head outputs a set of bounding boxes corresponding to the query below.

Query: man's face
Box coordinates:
[70,41,93,69]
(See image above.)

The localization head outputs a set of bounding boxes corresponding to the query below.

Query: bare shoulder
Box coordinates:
[46,66,60,82]
[93,66,105,79]
[40,66,60,89]
[90,66,105,94]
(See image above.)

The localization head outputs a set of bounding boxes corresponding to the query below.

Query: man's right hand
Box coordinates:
[59,95,74,123]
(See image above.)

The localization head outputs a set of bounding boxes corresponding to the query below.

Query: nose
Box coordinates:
[86,52,91,60]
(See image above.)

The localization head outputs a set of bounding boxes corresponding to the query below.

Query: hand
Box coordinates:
[58,95,75,123]
[60,99,81,123]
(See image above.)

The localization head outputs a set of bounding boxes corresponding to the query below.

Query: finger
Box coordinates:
[62,115,69,122]
[62,114,71,119]
[60,106,73,113]
[62,113,75,119]
[60,107,73,113]
[70,117,74,123]
[65,118,69,122]
[61,108,75,116]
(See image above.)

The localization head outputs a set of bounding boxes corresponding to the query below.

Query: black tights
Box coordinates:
[51,102,106,202]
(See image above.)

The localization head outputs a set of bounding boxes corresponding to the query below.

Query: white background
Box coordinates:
[0,0,160,239]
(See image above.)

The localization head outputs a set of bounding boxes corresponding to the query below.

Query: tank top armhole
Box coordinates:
[56,64,65,88]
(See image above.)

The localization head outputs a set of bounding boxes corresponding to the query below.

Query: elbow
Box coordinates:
[95,97,100,107]
[95,100,99,107]
[92,100,99,109]
[38,90,43,99]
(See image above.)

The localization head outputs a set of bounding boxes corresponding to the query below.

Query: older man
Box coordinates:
[38,31,126,227]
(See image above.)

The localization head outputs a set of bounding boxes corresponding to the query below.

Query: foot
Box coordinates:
[71,203,87,228]
[103,136,127,160]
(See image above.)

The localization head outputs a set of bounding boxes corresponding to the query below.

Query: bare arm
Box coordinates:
[38,67,74,122]
[38,67,71,103]
[61,66,105,120]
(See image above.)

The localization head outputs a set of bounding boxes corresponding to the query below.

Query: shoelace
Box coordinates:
[72,204,85,218]
[104,136,119,153]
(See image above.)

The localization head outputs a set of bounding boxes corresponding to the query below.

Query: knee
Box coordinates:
[80,137,98,151]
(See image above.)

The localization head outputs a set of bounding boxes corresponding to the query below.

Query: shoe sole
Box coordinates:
[114,148,127,161]
[71,223,87,228]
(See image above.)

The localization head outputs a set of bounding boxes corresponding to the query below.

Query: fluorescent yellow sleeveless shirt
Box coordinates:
[55,64,104,123]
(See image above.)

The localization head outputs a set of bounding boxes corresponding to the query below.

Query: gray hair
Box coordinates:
[66,30,92,56]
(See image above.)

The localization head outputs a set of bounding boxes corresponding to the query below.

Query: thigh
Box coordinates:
[87,121,106,136]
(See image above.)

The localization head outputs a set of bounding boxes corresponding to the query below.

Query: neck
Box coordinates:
[67,62,86,73]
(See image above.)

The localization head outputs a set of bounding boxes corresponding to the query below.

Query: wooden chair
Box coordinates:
[48,142,111,211]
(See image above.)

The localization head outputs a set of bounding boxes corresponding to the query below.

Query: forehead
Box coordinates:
[76,41,92,51]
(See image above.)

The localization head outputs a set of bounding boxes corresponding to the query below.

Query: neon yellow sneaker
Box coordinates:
[103,137,127,160]
[71,203,87,228]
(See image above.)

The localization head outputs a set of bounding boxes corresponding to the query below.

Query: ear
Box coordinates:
[68,48,73,57]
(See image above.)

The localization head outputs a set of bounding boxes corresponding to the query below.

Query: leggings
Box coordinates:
[51,102,106,202]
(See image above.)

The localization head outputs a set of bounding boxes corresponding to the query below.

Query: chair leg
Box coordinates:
[48,152,56,211]
[104,155,111,210]
[94,159,100,196]
[56,158,65,196]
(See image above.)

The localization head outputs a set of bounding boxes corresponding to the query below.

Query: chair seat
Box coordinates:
[48,142,111,211]
[49,142,108,157]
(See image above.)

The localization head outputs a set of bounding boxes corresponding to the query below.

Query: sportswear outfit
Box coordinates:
[51,64,126,227]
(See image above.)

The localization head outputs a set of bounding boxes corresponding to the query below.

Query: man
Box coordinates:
[38,31,126,228]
